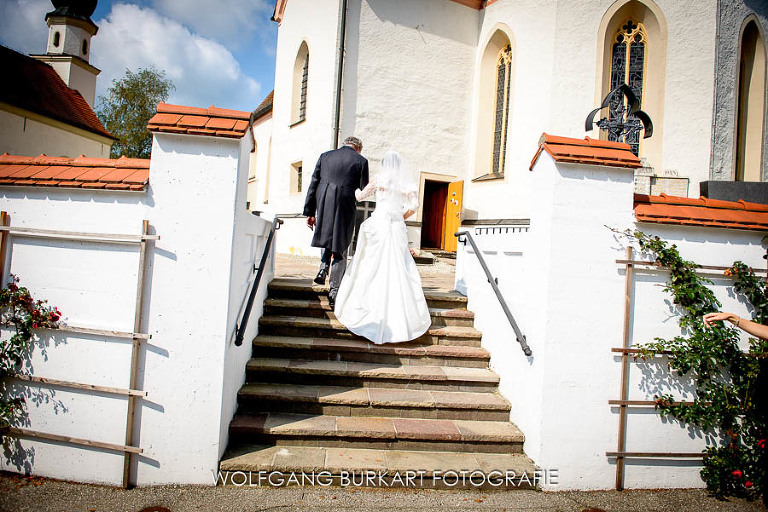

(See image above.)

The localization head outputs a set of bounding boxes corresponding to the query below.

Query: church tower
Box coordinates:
[32,0,101,107]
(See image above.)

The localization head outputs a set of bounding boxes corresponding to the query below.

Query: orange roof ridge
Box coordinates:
[634,193,768,231]
[530,133,641,170]
[0,153,150,191]
[148,102,251,139]
[155,102,250,120]
[637,193,768,212]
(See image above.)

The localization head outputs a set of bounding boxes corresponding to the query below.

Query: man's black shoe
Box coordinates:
[314,268,328,285]
[328,289,337,308]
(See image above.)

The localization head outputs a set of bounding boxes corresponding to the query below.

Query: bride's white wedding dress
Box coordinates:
[333,151,431,344]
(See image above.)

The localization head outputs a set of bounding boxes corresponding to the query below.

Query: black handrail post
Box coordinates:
[455,230,532,357]
[235,217,282,347]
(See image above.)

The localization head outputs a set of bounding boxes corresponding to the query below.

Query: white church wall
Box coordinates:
[463,0,558,222]
[0,108,112,159]
[0,131,274,486]
[266,0,343,227]
[341,0,479,209]
[455,150,766,490]
[465,0,719,225]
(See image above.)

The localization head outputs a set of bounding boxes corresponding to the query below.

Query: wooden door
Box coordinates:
[421,181,448,249]
[442,180,463,252]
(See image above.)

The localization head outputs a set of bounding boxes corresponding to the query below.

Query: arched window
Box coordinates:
[492,45,513,176]
[291,42,309,125]
[82,39,88,55]
[735,20,766,182]
[473,29,514,180]
[53,32,60,47]
[608,20,647,155]
[597,1,666,169]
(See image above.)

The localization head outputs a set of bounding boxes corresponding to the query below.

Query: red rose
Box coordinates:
[745,481,753,488]
[8,283,18,291]
[31,322,38,329]
[758,439,766,449]
[732,470,742,478]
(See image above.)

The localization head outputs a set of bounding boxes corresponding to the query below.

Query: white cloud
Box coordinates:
[150,0,273,51]
[0,0,51,54]
[92,3,262,111]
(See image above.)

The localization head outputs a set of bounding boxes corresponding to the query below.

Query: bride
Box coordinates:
[333,150,431,344]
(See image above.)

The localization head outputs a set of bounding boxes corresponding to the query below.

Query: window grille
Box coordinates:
[299,54,308,122]
[492,45,513,176]
[609,21,646,155]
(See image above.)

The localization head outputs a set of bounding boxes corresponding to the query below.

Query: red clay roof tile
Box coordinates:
[530,133,642,170]
[0,153,149,191]
[147,102,251,139]
[0,45,115,140]
[634,193,768,232]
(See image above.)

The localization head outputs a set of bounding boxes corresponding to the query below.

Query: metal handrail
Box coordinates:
[455,230,532,356]
[234,217,283,347]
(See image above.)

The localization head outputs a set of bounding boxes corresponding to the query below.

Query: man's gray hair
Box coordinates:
[343,136,363,150]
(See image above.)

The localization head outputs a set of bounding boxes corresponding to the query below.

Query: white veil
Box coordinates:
[376,150,419,208]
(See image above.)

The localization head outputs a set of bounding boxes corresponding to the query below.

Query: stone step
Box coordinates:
[258,316,482,347]
[237,383,511,421]
[228,413,524,454]
[245,358,499,392]
[219,445,537,489]
[263,298,475,327]
[251,335,490,368]
[268,278,469,310]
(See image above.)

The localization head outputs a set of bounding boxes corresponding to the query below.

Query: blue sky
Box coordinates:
[0,0,278,112]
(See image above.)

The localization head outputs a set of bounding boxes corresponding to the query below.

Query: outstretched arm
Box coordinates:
[704,312,768,340]
[355,177,376,202]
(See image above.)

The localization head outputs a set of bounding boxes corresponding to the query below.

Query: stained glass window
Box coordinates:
[492,45,513,175]
[609,21,646,155]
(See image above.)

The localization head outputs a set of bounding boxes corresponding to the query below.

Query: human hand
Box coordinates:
[703,312,737,329]
[307,216,316,230]
[354,189,363,201]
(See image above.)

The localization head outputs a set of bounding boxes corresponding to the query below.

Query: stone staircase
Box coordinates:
[219,277,536,488]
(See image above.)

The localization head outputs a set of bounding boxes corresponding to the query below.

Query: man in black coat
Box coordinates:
[303,136,369,306]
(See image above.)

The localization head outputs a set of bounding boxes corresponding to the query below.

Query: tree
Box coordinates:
[96,67,175,159]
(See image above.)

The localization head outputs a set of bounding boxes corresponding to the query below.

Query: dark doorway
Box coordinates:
[421,180,448,249]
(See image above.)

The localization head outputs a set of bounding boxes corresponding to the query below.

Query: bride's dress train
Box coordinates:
[333,151,431,344]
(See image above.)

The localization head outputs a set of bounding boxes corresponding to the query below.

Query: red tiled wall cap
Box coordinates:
[147,102,251,139]
[529,132,642,170]
[0,153,149,191]
[634,193,768,231]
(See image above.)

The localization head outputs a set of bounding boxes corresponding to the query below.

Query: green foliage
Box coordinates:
[621,229,767,501]
[96,67,175,159]
[0,276,60,429]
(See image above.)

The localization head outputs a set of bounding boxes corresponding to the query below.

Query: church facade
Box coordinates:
[250,0,767,254]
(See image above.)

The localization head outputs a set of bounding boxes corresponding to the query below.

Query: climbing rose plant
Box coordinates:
[619,230,767,501]
[0,275,60,430]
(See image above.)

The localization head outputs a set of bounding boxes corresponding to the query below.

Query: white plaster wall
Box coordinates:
[0,131,273,486]
[455,151,766,490]
[218,136,275,461]
[247,116,273,213]
[341,0,479,210]
[463,0,557,221]
[0,109,111,158]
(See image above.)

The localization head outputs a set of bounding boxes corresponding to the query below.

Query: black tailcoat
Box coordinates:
[303,146,369,254]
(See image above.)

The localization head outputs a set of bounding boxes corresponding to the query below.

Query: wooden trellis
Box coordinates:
[608,246,768,490]
[0,213,158,488]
